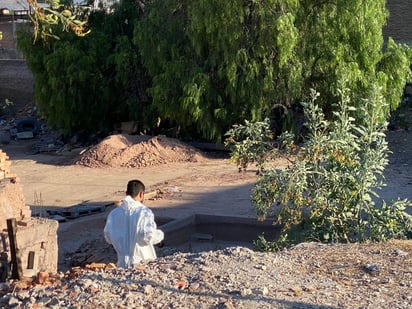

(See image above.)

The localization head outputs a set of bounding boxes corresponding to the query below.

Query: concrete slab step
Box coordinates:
[47,205,106,219]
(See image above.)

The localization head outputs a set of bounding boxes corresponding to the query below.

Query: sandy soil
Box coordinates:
[2,139,260,219]
[4,130,410,217]
[1,130,412,271]
[1,135,264,269]
[1,130,412,309]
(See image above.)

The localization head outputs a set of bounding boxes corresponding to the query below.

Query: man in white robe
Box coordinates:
[104,179,164,268]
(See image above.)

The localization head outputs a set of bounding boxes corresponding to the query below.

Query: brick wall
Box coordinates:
[0,16,15,51]
[15,218,58,276]
[0,2,410,109]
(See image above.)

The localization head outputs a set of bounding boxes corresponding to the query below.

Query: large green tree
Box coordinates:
[18,0,153,136]
[137,0,411,140]
[296,1,410,120]
[137,0,301,140]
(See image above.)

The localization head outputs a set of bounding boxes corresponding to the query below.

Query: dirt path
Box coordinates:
[1,129,412,272]
[5,130,410,220]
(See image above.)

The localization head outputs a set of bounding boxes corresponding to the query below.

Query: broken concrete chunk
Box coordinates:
[16,131,34,140]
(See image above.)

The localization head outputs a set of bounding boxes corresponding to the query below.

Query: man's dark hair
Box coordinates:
[126,180,145,197]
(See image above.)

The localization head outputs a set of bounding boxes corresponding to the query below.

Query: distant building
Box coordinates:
[0,0,29,12]
[73,0,89,4]
[0,0,49,14]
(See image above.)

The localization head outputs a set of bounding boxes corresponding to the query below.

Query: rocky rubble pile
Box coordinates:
[0,102,67,154]
[0,241,411,309]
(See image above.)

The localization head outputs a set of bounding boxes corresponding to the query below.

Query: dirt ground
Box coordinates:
[1,134,264,268]
[3,130,411,215]
[2,135,263,219]
[1,129,412,271]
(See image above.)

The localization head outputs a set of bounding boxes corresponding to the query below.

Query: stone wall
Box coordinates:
[15,218,58,277]
[0,150,58,278]
[0,59,34,109]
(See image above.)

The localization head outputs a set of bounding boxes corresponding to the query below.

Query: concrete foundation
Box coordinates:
[161,214,281,249]
[14,218,58,277]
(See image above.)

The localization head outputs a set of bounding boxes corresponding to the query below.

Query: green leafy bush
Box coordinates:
[230,85,412,248]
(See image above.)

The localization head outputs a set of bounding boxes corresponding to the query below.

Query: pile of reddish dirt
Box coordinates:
[74,134,206,168]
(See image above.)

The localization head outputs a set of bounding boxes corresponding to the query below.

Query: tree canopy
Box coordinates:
[18,0,411,140]
[138,0,411,140]
[27,0,90,41]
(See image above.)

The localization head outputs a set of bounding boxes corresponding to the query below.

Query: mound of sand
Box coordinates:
[74,134,205,168]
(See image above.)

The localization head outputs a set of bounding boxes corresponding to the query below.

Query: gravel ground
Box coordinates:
[1,240,411,309]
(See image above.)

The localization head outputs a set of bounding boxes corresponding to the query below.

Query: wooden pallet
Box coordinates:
[47,205,106,219]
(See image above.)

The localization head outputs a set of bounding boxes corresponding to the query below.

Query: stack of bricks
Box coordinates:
[0,150,28,232]
[0,149,17,183]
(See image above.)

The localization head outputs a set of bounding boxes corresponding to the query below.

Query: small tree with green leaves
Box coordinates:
[228,84,412,248]
[224,119,295,172]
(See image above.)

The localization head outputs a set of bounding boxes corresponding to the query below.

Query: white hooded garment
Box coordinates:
[104,196,164,268]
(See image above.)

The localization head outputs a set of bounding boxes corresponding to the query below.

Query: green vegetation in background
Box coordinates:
[17,0,412,141]
[224,119,295,172]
